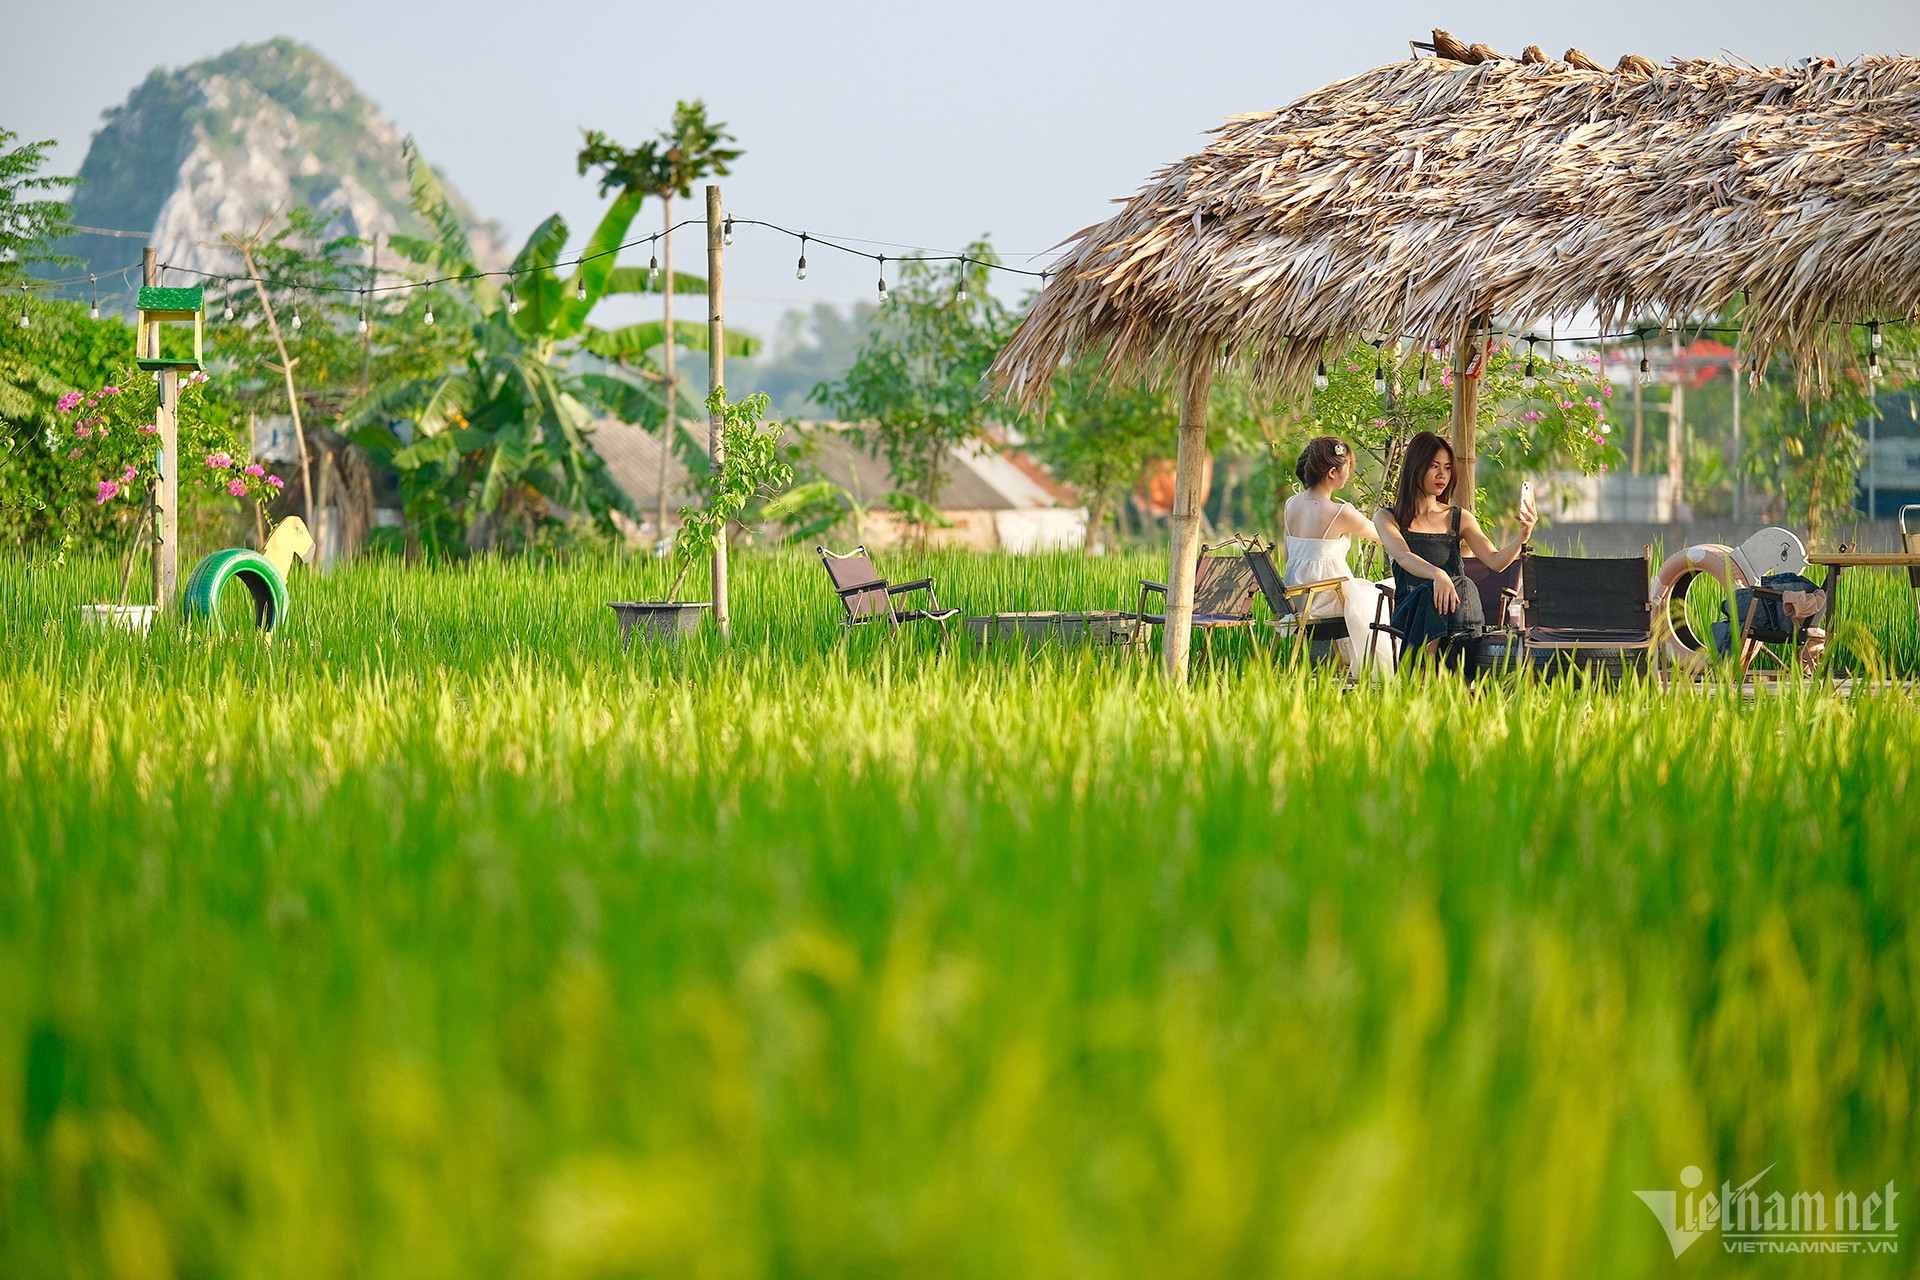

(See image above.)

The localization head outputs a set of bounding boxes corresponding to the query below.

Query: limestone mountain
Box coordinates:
[62,38,501,298]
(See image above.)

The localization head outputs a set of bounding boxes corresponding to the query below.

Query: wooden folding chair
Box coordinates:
[816,545,959,637]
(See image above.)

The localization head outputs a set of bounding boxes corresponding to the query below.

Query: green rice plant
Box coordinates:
[0,551,1914,1278]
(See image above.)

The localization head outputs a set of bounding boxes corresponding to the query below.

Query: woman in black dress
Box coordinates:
[1372,432,1533,668]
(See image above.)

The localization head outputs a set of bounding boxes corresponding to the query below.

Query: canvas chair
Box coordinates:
[1516,547,1659,676]
[817,545,959,636]
[1133,537,1263,658]
[1245,542,1392,672]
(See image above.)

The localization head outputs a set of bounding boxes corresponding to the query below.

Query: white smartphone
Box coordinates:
[1519,480,1535,525]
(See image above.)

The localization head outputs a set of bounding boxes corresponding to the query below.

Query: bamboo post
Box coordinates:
[657,193,675,539]
[1668,330,1687,521]
[1164,349,1212,682]
[144,249,180,608]
[1450,319,1481,514]
[1731,355,1743,521]
[707,184,729,640]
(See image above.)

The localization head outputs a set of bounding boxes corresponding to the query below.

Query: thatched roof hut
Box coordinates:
[997,47,1920,404]
[993,40,1920,678]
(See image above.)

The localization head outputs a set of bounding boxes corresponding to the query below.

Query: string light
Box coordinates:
[16,284,28,329]
[89,275,100,320]
[290,293,301,330]
[956,258,968,305]
[722,216,733,246]
[1417,350,1431,395]
[1522,339,1537,391]
[357,290,368,334]
[507,276,518,316]
[1871,321,1882,349]
[423,295,434,327]
[576,273,587,302]
[1314,361,1329,391]
[1870,350,1883,381]
[877,256,888,305]
[795,234,807,281]
[648,239,659,289]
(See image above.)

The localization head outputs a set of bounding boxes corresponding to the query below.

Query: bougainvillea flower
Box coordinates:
[243,464,264,477]
[206,452,233,469]
[227,480,246,497]
[96,480,120,504]
[57,392,83,413]
[120,465,136,482]
[266,475,285,490]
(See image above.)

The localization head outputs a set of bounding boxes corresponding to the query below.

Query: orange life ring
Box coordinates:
[1652,544,1757,671]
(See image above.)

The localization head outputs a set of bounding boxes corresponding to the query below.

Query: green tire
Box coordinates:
[182,549,289,633]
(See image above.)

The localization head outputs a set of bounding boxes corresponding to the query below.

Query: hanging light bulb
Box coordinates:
[224,298,234,321]
[358,291,369,334]
[1373,363,1386,395]
[648,242,660,289]
[1871,321,1883,350]
[576,272,587,302]
[1417,351,1431,395]
[1522,341,1537,391]
[16,285,28,329]
[423,296,435,327]
[1314,361,1329,391]
[1638,356,1652,385]
[722,216,733,246]
[290,299,301,330]
[507,276,518,316]
[796,234,808,281]
[89,275,100,320]
[877,256,888,305]
[956,258,968,305]
[1870,350,1883,380]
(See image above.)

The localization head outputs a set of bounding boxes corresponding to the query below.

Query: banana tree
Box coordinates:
[349,142,718,551]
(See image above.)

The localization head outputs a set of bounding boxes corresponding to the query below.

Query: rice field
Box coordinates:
[1,549,1915,1278]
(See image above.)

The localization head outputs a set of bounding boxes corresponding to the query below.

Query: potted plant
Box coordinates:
[52,368,281,632]
[610,388,792,647]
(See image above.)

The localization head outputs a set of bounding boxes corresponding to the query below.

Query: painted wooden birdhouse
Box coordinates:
[135,286,204,372]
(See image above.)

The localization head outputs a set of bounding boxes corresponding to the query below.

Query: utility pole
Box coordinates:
[144,248,179,608]
[657,194,675,539]
[707,185,729,639]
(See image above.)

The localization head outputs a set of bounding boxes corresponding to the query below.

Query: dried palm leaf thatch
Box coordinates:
[994,52,1920,407]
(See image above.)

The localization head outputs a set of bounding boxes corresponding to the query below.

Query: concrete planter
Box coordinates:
[607,601,710,649]
[75,604,160,635]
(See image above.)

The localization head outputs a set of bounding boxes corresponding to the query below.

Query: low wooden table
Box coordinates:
[1806,553,1920,627]
[963,610,1145,651]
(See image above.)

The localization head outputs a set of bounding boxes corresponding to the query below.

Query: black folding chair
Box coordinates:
[1133,537,1263,660]
[1245,542,1390,673]
[1516,546,1660,678]
[817,545,959,637]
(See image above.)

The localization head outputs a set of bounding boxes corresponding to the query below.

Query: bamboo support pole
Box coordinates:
[1164,350,1212,682]
[1450,320,1481,513]
[657,194,675,539]
[707,185,730,640]
[143,249,179,608]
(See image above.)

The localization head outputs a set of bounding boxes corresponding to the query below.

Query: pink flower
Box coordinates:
[102,386,119,395]
[1601,385,1611,398]
[120,465,136,482]
[1373,418,1386,427]
[188,371,209,385]
[1347,364,1361,372]
[138,423,158,433]
[95,480,119,504]
[57,392,83,413]
[228,479,246,497]
[207,452,233,469]
[76,424,92,438]
[1600,463,1609,472]
[244,463,264,476]
[266,475,285,490]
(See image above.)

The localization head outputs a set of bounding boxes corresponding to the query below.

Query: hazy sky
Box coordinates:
[9,0,1920,340]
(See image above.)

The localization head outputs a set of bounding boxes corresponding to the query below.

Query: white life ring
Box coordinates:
[1651,528,1808,672]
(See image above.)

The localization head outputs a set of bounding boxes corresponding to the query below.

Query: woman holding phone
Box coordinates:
[1373,431,1534,668]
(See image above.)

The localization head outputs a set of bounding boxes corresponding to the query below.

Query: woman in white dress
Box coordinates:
[1282,436,1393,680]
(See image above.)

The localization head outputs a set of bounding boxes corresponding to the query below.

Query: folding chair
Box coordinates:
[1516,547,1660,678]
[1133,537,1263,659]
[1245,542,1386,672]
[816,544,959,637]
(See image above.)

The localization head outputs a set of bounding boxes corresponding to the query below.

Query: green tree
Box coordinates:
[814,246,1015,535]
[0,129,76,289]
[1027,358,1173,554]
[578,101,742,535]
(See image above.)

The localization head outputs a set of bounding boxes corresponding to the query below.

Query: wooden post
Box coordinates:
[1450,320,1481,514]
[1668,330,1687,521]
[1631,375,1644,475]
[1164,349,1212,682]
[657,193,675,539]
[1731,356,1743,521]
[144,249,179,609]
[706,184,729,640]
